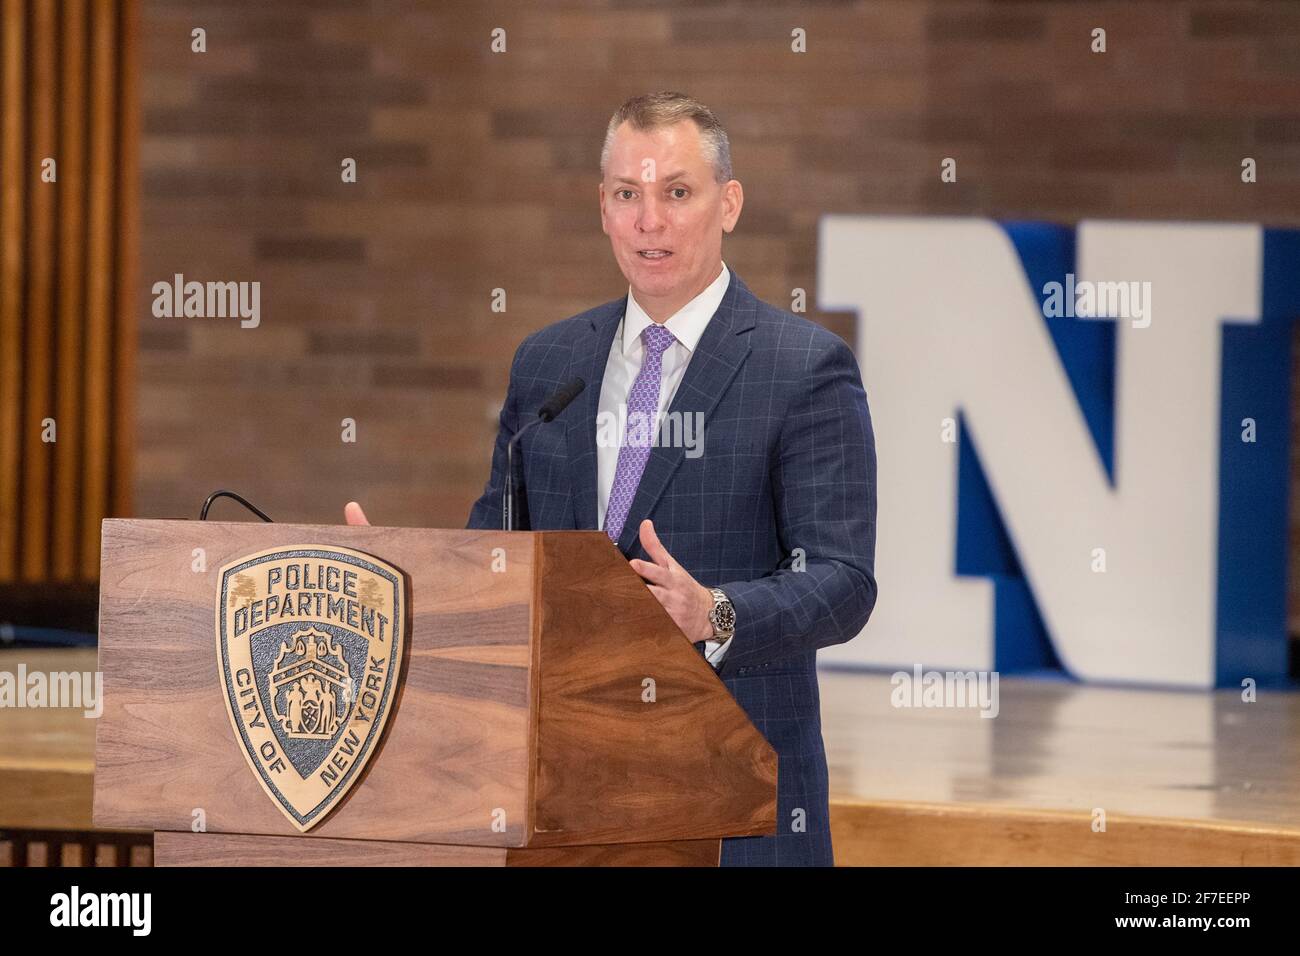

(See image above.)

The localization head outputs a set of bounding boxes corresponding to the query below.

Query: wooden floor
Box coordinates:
[819,668,1300,864]
[0,648,97,831]
[0,647,152,865]
[4,649,1299,865]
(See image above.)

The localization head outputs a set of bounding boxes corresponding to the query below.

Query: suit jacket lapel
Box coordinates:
[614,270,756,554]
[566,298,625,531]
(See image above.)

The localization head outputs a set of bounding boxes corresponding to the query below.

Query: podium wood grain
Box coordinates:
[95,519,776,858]
[155,831,722,866]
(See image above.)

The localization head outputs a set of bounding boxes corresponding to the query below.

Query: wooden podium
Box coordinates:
[93,519,777,866]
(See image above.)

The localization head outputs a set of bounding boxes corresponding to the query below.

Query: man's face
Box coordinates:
[599,119,743,320]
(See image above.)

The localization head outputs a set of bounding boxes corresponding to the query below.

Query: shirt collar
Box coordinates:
[622,261,730,358]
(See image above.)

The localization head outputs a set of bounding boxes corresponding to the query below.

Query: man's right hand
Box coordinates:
[344,501,370,526]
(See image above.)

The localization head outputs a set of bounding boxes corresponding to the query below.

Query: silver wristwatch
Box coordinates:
[707,587,736,641]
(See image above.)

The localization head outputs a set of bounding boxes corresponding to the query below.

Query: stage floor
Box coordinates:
[819,668,1300,864]
[4,649,1299,865]
[821,669,1300,827]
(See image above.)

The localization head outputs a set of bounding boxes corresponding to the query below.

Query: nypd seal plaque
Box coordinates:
[216,545,406,831]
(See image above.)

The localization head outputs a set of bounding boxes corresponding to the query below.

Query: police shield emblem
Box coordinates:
[216,545,406,831]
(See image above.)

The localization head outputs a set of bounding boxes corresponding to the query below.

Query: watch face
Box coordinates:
[711,600,736,632]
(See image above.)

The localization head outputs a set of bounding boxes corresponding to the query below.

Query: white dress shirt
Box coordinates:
[597,261,733,669]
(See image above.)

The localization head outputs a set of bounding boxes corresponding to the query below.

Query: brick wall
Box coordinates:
[136,0,1300,625]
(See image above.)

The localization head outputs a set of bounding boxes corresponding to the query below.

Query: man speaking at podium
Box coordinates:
[348,92,877,866]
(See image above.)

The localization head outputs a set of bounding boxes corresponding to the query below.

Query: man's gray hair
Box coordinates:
[600,91,734,185]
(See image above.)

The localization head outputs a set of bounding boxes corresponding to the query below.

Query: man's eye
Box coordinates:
[670,188,688,199]
[618,189,635,200]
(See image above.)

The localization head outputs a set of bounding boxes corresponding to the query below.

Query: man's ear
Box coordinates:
[721,179,743,234]
[598,181,609,235]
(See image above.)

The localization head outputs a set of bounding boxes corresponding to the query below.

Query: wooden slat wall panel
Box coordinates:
[112,0,138,523]
[79,0,116,579]
[21,0,54,579]
[53,0,87,581]
[0,0,25,580]
[0,0,135,585]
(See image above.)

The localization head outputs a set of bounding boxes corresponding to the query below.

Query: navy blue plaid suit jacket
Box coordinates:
[467,269,878,866]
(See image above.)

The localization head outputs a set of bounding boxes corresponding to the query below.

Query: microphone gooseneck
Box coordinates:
[503,377,586,531]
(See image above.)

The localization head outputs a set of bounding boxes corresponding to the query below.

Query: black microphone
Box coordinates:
[503,377,586,531]
[538,377,587,423]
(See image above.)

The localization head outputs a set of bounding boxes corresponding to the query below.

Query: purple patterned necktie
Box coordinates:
[605,323,676,542]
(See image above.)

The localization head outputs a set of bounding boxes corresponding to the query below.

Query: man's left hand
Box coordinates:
[629,519,714,644]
